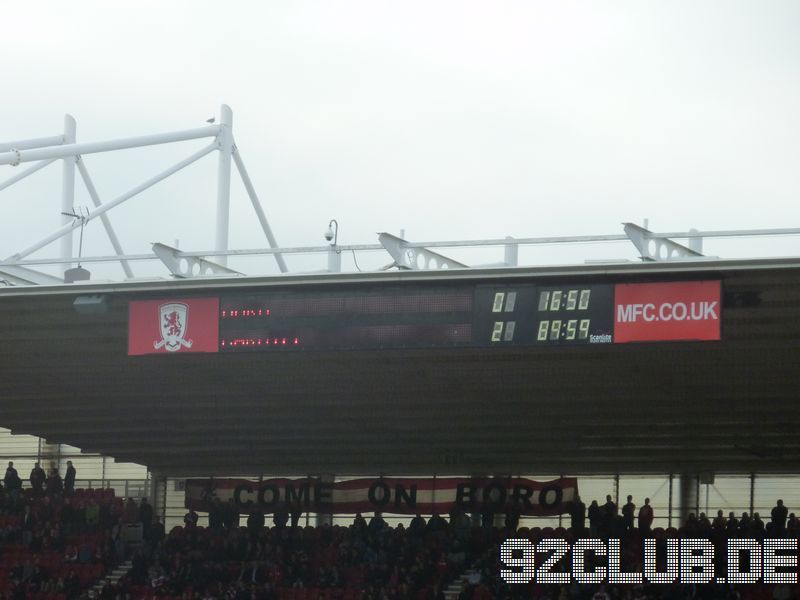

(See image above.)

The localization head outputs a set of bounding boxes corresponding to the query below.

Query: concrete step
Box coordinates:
[91,561,133,592]
[443,569,480,600]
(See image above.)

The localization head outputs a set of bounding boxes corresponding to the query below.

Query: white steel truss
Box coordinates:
[0,105,286,284]
[2,106,800,285]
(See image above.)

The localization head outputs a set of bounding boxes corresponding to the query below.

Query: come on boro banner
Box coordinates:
[128,298,219,355]
[614,280,721,343]
[185,477,578,516]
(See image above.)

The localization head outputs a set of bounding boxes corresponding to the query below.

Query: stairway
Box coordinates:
[90,560,133,595]
[444,568,480,600]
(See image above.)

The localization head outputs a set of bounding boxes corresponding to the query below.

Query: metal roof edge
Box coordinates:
[2,256,800,297]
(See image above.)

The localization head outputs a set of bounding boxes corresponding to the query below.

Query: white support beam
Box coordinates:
[7,143,217,262]
[152,243,241,278]
[60,115,77,272]
[0,135,64,153]
[75,158,134,278]
[623,222,704,261]
[378,233,468,270]
[504,237,518,266]
[0,158,57,193]
[232,144,288,273]
[215,105,233,267]
[0,265,63,286]
[0,125,220,166]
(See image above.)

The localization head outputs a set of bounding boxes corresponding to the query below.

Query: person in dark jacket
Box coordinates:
[771,499,788,533]
[638,497,654,535]
[4,461,21,494]
[621,495,636,532]
[247,508,265,538]
[601,495,617,537]
[570,495,586,533]
[139,498,154,539]
[64,460,76,495]
[47,468,63,496]
[29,462,46,495]
[588,500,601,536]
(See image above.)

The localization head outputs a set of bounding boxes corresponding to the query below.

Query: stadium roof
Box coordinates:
[1,257,799,477]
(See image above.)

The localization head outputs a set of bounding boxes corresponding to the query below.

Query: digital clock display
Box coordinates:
[217,283,615,351]
[532,285,614,345]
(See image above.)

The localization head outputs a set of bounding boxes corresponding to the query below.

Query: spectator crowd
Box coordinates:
[3,464,800,600]
[1,460,156,600]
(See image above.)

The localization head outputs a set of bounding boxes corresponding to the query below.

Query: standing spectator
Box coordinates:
[139,498,154,539]
[124,497,138,522]
[64,461,76,495]
[622,495,636,532]
[223,498,239,529]
[638,498,654,535]
[726,512,739,535]
[750,512,765,538]
[247,508,265,538]
[208,498,223,529]
[588,500,601,536]
[4,461,21,496]
[368,511,387,535]
[698,512,712,535]
[787,513,799,535]
[273,503,289,529]
[46,467,63,496]
[29,462,46,495]
[771,499,788,533]
[290,506,302,528]
[352,512,367,533]
[151,517,165,544]
[409,513,426,537]
[712,510,726,533]
[601,495,617,535]
[183,508,199,527]
[504,498,521,532]
[570,495,586,533]
[427,512,448,534]
[480,501,494,530]
[739,512,752,534]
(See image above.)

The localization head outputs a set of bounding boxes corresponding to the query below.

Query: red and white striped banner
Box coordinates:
[185,476,577,516]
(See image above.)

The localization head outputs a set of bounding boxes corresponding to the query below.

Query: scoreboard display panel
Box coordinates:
[220,287,476,351]
[127,279,721,355]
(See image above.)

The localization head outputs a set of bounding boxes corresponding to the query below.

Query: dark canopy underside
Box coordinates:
[1,260,798,477]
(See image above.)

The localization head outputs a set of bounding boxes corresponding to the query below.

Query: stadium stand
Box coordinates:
[74,500,800,600]
[0,485,125,599]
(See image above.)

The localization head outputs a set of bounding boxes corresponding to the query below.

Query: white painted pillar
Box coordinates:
[215,105,233,267]
[504,237,518,266]
[61,115,77,272]
[327,248,341,272]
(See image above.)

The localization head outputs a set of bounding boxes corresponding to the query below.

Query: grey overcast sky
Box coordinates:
[2,1,800,277]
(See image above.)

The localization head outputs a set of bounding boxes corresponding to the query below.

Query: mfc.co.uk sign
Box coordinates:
[614,281,721,343]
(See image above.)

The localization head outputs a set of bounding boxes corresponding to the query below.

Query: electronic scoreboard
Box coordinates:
[128,279,721,355]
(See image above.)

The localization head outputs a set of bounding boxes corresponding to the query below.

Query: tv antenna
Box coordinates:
[60,207,88,267]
